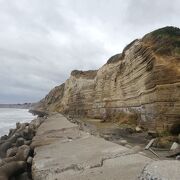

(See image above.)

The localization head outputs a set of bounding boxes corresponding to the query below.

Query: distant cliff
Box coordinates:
[33,26,180,132]
[0,103,32,109]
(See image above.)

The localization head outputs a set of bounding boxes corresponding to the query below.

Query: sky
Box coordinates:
[0,0,179,103]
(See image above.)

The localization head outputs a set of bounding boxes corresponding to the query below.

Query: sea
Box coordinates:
[0,108,36,137]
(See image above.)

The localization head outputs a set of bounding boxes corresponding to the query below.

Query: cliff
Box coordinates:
[0,103,32,109]
[33,26,180,131]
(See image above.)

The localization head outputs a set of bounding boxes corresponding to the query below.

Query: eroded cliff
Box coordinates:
[34,26,180,131]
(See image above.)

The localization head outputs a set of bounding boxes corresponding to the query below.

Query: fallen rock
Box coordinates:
[119,139,128,146]
[170,142,179,151]
[139,160,180,180]
[135,126,142,133]
[176,155,180,160]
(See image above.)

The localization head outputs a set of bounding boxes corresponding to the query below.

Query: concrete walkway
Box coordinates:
[32,113,152,180]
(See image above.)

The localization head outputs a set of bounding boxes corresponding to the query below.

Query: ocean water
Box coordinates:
[0,108,36,136]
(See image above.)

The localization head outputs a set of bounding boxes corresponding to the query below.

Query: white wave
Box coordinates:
[0,108,36,136]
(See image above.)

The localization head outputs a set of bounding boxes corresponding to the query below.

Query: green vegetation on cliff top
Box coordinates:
[151,26,180,38]
[144,26,180,57]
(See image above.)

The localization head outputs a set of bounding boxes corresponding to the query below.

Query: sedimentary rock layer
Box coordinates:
[34,26,180,131]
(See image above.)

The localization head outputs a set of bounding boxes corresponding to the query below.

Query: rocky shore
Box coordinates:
[0,114,46,180]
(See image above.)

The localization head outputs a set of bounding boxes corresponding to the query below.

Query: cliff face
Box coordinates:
[34,27,180,131]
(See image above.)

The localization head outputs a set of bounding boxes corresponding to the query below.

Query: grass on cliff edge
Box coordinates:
[144,26,180,57]
[151,26,180,37]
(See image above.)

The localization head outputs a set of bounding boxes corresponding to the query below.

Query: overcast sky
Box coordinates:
[0,0,179,103]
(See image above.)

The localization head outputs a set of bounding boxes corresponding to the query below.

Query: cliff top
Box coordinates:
[143,26,180,57]
[71,70,97,79]
[147,26,180,38]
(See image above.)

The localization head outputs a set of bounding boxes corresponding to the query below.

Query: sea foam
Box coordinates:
[0,108,36,136]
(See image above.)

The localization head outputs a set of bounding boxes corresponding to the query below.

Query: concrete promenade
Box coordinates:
[32,113,153,180]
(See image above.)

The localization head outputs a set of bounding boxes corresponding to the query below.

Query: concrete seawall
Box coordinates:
[31,113,154,179]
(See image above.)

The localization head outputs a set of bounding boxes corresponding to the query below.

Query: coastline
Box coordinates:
[31,113,180,180]
[0,110,47,179]
[0,111,179,179]
[0,108,36,137]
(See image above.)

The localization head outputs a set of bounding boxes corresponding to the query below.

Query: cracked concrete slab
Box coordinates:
[36,113,78,135]
[31,113,85,148]
[32,113,153,180]
[54,154,152,180]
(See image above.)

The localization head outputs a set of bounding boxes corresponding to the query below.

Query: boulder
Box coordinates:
[16,145,31,161]
[22,126,35,140]
[32,119,41,128]
[119,139,128,146]
[8,133,21,144]
[6,147,18,158]
[0,142,12,158]
[16,138,25,147]
[0,145,30,166]
[135,126,142,133]
[170,142,179,151]
[176,155,180,160]
[0,161,26,180]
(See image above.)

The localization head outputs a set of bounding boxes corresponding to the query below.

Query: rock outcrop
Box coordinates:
[33,26,180,132]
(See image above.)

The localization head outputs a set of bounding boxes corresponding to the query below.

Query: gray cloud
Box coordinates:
[0,0,179,103]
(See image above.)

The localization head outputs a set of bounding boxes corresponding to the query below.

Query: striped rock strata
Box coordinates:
[34,26,180,131]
